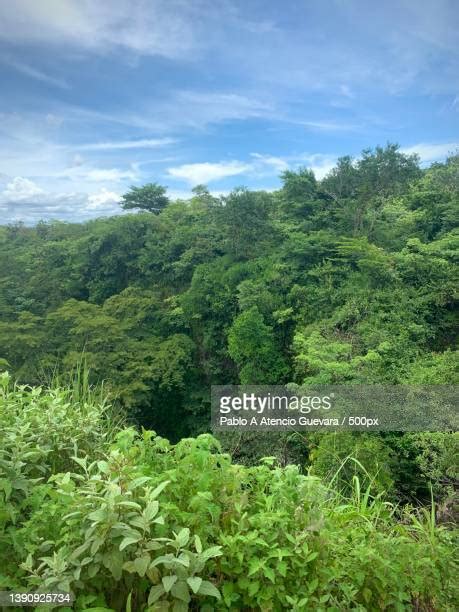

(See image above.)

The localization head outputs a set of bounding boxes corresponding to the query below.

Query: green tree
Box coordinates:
[219,188,272,260]
[280,167,318,218]
[228,306,288,383]
[121,183,169,213]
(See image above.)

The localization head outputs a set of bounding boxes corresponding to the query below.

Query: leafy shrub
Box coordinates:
[1,382,457,610]
[308,432,395,496]
[21,452,222,611]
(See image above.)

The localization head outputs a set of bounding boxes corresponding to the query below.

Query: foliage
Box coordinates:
[121,184,170,214]
[228,306,288,383]
[0,383,457,611]
[0,144,457,501]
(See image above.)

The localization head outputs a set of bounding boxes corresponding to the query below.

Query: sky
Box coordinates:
[0,0,458,224]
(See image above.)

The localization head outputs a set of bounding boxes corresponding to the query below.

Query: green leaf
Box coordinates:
[360,587,371,603]
[248,558,263,576]
[187,576,202,593]
[144,500,159,521]
[305,551,318,563]
[134,555,150,577]
[201,545,222,560]
[264,566,275,583]
[176,553,190,567]
[119,535,141,551]
[175,528,190,547]
[197,580,221,599]
[104,550,124,580]
[148,584,165,605]
[171,580,190,603]
[128,476,152,490]
[162,575,178,592]
[248,581,260,597]
[145,540,163,551]
[118,501,142,509]
[88,508,107,522]
[70,540,91,560]
[90,537,104,555]
[277,560,287,577]
[150,480,170,500]
[97,460,110,474]
[72,456,88,470]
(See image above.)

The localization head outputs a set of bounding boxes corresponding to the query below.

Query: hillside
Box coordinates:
[1,145,458,503]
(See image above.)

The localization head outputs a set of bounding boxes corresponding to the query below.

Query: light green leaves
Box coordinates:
[133,555,150,577]
[174,528,190,548]
[196,580,221,599]
[162,575,177,592]
[144,500,159,521]
[119,535,141,551]
[186,576,202,593]
[150,480,170,500]
[148,584,165,605]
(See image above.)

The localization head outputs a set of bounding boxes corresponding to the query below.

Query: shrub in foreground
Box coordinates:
[0,377,457,610]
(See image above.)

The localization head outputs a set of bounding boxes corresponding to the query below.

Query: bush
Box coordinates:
[1,381,457,610]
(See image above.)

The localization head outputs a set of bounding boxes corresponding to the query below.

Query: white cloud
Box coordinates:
[0,176,45,202]
[250,153,289,173]
[167,151,339,186]
[0,151,339,222]
[295,154,338,179]
[401,142,459,163]
[74,138,175,151]
[167,160,251,185]
[59,166,139,183]
[86,188,121,210]
[0,0,201,59]
[0,177,121,222]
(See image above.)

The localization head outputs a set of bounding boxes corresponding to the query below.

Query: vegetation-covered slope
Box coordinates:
[1,145,457,413]
[0,144,457,502]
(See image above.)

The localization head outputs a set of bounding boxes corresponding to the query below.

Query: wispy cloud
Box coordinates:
[250,153,289,173]
[47,90,274,134]
[74,138,176,151]
[167,160,251,185]
[167,151,339,185]
[0,56,70,89]
[57,166,139,183]
[295,119,360,132]
[175,91,273,125]
[0,0,202,59]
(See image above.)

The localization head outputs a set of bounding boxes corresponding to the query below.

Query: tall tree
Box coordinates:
[121,183,170,214]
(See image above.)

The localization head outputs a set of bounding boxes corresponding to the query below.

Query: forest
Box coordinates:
[0,144,458,610]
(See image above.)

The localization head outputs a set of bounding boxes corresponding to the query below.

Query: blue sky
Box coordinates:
[0,0,458,223]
